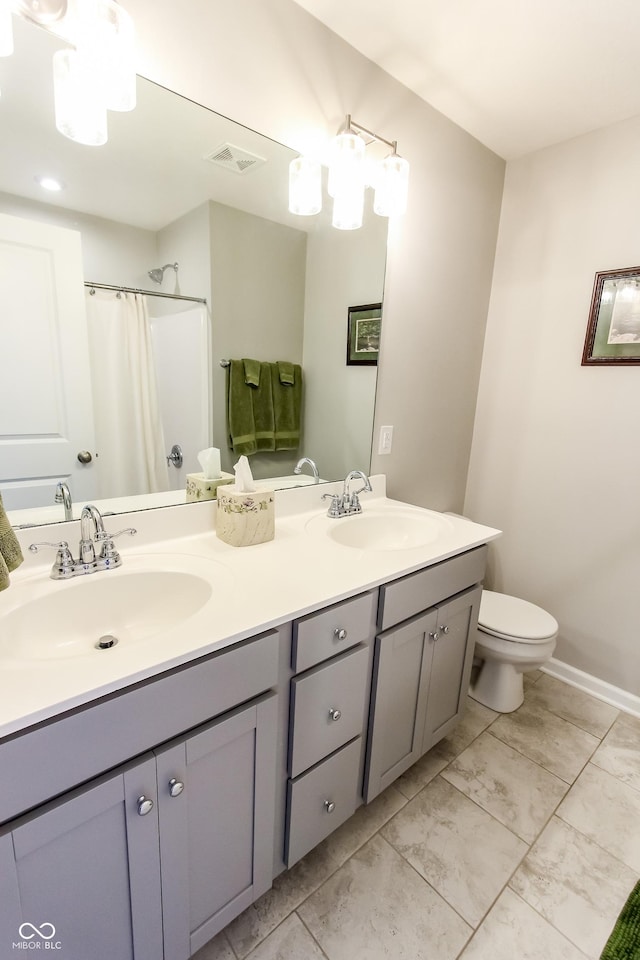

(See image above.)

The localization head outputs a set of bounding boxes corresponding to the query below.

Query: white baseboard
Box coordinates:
[542,658,640,719]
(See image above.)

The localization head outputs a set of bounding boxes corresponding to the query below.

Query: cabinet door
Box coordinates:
[157,693,278,960]
[364,610,437,803]
[0,756,162,960]
[422,585,481,754]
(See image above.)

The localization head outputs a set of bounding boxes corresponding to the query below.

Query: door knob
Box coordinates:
[77,450,93,464]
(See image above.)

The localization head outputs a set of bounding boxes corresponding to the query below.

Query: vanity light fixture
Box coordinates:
[288,156,322,216]
[0,0,14,57]
[288,114,409,230]
[2,0,136,146]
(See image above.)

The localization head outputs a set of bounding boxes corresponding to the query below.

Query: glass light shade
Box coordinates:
[288,156,322,216]
[53,48,108,145]
[374,152,410,217]
[327,130,365,199]
[0,2,13,57]
[332,183,365,230]
[74,0,136,112]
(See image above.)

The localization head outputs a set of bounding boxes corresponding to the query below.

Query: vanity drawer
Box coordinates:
[292,590,377,673]
[289,645,368,779]
[378,545,488,631]
[285,737,361,867]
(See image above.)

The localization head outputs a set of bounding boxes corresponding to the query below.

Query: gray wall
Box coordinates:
[208,200,307,476]
[127,0,506,511]
[465,113,640,699]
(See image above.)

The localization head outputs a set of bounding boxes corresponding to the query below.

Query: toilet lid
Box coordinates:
[478,590,558,643]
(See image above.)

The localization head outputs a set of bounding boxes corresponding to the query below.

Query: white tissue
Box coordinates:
[233,455,257,492]
[197,447,222,480]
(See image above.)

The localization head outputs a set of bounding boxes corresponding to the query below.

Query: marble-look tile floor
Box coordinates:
[195,673,640,960]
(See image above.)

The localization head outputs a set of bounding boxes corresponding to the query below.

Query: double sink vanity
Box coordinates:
[0,476,499,960]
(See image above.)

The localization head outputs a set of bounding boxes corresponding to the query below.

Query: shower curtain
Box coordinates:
[85,289,169,499]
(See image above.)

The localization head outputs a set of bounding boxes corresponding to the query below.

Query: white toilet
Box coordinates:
[470,590,558,713]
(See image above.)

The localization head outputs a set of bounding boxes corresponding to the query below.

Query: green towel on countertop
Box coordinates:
[271,362,302,450]
[227,360,276,455]
[277,360,295,385]
[243,358,261,387]
[0,492,23,592]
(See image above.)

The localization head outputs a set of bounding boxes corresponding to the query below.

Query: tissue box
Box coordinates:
[186,471,234,502]
[216,487,275,547]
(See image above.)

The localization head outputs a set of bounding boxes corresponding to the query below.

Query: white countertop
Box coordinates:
[0,477,500,738]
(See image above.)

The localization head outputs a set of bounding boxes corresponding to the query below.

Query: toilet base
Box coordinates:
[470,660,525,714]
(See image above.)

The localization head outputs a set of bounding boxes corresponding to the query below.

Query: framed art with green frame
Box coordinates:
[582,265,640,365]
[347,303,382,366]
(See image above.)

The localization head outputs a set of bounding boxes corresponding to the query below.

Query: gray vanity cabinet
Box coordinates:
[157,693,278,960]
[0,755,163,960]
[364,547,486,803]
[0,629,282,960]
[284,590,377,868]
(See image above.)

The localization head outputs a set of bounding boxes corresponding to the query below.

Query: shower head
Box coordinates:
[148,262,178,284]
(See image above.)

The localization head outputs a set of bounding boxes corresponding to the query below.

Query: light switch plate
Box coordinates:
[378,425,394,455]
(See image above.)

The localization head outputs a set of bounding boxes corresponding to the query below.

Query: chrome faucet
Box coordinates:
[322,470,372,518]
[79,504,107,564]
[54,481,73,522]
[29,504,136,580]
[294,457,319,483]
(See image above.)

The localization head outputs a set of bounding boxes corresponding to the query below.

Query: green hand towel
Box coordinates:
[0,492,23,592]
[253,362,276,451]
[243,358,261,387]
[227,359,257,455]
[277,360,295,385]
[271,362,302,450]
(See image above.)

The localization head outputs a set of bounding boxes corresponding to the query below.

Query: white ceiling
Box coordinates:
[291,0,640,159]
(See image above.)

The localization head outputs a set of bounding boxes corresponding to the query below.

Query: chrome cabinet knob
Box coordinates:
[168,778,185,798]
[429,630,440,641]
[328,707,342,722]
[324,800,336,814]
[439,625,450,635]
[334,628,348,641]
[137,796,154,816]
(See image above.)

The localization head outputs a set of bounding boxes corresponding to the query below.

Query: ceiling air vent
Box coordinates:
[204,143,267,175]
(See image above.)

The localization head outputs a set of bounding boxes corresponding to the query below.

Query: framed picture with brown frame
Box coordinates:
[582,265,640,365]
[346,303,382,366]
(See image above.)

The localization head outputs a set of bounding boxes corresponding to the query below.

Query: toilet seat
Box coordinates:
[478,590,558,644]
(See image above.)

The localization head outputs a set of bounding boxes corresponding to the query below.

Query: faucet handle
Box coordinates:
[97,527,137,564]
[29,541,76,579]
[321,493,344,518]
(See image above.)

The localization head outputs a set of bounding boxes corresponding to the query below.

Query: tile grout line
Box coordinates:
[294,910,333,960]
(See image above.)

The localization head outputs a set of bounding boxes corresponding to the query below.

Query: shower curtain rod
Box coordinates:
[85,281,207,305]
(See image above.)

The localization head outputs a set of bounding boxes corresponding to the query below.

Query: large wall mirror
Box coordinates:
[0,17,388,527]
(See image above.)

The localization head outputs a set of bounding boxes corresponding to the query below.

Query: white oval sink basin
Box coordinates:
[0,555,226,661]
[306,506,455,551]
